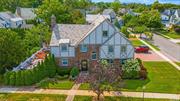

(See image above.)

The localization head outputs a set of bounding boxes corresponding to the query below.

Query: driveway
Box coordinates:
[153,34,180,62]
[135,51,165,61]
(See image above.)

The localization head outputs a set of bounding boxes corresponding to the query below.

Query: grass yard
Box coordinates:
[38,79,74,90]
[176,62,180,66]
[104,97,173,101]
[80,62,180,94]
[73,96,173,101]
[130,39,145,47]
[0,93,66,101]
[157,30,180,39]
[74,96,92,101]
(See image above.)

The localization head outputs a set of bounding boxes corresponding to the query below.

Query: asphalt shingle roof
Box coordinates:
[50,15,107,46]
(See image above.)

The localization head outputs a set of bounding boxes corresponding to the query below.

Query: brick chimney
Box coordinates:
[16,7,21,17]
[51,14,56,30]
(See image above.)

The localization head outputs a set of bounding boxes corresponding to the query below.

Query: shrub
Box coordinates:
[122,59,141,79]
[136,58,148,79]
[57,68,71,76]
[3,54,58,86]
[70,67,79,78]
[9,72,16,86]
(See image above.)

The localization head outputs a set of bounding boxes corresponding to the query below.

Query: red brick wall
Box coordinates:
[55,44,121,69]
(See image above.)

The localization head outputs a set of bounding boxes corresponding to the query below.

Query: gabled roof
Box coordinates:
[176,9,180,17]
[86,14,111,23]
[102,9,115,15]
[50,15,108,46]
[0,12,15,20]
[16,7,36,20]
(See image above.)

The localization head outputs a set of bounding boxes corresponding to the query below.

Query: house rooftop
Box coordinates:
[50,15,108,46]
[102,9,114,15]
[0,12,15,20]
[86,14,110,23]
[16,7,36,20]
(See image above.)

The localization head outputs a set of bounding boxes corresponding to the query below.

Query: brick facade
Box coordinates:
[55,44,121,70]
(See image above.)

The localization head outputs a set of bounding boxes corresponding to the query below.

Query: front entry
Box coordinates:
[81,60,88,71]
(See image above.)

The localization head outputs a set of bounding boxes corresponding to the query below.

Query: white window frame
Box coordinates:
[80,44,88,52]
[61,58,68,66]
[102,30,108,37]
[108,45,114,53]
[91,52,97,60]
[61,44,68,52]
[121,45,127,53]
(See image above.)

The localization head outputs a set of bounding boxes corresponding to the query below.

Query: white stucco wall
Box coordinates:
[100,32,134,59]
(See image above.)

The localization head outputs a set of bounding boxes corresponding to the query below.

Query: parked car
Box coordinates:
[135,45,149,53]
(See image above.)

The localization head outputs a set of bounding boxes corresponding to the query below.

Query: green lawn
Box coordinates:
[0,93,66,101]
[157,30,180,39]
[80,62,180,94]
[130,39,145,47]
[176,62,180,66]
[39,79,74,90]
[105,97,173,101]
[74,96,92,101]
[73,96,173,101]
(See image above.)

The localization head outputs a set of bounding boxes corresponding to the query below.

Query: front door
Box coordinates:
[81,60,88,71]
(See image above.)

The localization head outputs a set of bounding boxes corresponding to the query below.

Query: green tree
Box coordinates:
[151,0,165,12]
[121,26,129,38]
[139,10,162,30]
[0,29,26,73]
[111,0,121,13]
[36,0,72,25]
[134,25,147,37]
[70,10,86,24]
[0,0,38,12]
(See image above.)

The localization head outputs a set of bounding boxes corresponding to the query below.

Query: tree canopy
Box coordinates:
[0,29,26,73]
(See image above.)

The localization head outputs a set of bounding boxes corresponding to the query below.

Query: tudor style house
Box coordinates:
[50,15,134,71]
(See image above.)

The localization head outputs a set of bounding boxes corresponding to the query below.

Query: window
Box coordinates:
[121,45,127,52]
[108,45,114,53]
[107,59,113,64]
[61,44,67,52]
[91,52,97,60]
[103,31,108,37]
[80,44,88,52]
[61,58,68,66]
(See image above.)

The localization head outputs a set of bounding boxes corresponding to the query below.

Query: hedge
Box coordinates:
[3,54,57,86]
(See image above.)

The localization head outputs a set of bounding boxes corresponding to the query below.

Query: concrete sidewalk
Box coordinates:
[0,87,179,100]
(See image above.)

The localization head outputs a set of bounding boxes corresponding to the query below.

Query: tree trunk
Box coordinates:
[97,93,100,101]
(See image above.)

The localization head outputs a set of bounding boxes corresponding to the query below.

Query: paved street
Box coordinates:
[153,34,180,62]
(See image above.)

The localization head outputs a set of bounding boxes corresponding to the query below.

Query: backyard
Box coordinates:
[79,62,180,94]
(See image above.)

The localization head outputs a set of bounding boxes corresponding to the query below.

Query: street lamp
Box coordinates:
[142,86,146,101]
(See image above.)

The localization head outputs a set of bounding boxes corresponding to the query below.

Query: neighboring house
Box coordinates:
[161,9,176,26]
[102,9,116,23]
[118,8,129,15]
[117,17,124,28]
[169,9,180,26]
[86,14,111,24]
[50,15,134,71]
[15,7,36,20]
[0,12,24,28]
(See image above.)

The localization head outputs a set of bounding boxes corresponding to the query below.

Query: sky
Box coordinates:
[92,0,180,4]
